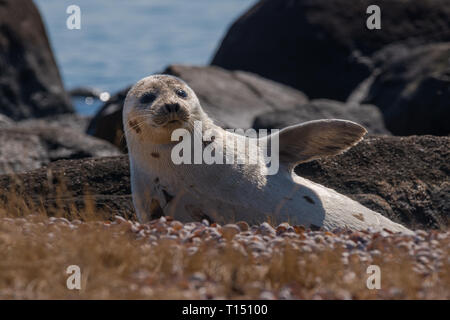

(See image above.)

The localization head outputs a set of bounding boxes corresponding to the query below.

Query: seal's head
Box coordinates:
[123,74,210,144]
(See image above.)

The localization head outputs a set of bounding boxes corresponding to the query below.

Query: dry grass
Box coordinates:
[0,187,449,300]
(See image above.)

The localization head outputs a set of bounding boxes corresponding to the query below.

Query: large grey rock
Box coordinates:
[0,114,13,128]
[0,0,73,120]
[87,64,308,151]
[212,0,450,101]
[164,65,308,129]
[0,125,121,174]
[296,135,450,229]
[253,99,390,134]
[362,43,450,136]
[0,156,134,219]
[18,114,92,133]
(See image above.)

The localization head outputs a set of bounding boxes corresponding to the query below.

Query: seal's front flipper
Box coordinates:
[270,119,367,171]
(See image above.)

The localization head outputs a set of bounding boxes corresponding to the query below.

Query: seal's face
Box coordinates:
[124,75,207,143]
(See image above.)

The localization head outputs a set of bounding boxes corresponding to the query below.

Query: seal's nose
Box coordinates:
[163,103,180,113]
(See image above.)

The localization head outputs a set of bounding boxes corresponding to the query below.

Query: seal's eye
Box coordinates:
[140,93,156,105]
[176,89,187,98]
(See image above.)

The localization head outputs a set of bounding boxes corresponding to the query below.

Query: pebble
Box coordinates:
[220,224,241,240]
[259,222,276,237]
[235,221,249,232]
[260,291,275,300]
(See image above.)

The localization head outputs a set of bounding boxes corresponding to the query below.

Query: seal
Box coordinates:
[123,74,411,234]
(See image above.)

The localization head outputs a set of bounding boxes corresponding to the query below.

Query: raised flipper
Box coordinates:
[265,119,367,171]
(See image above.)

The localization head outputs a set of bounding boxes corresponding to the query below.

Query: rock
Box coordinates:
[258,222,276,237]
[0,130,48,174]
[17,114,91,132]
[362,43,450,136]
[220,224,241,239]
[211,0,450,101]
[0,114,13,128]
[87,87,130,152]
[235,221,249,232]
[0,0,73,120]
[163,65,308,129]
[69,87,102,99]
[253,99,390,134]
[0,125,120,174]
[87,64,308,151]
[0,156,133,219]
[295,135,450,229]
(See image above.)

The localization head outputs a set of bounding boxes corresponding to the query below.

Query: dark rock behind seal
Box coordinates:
[211,0,450,101]
[0,156,133,219]
[253,99,389,135]
[361,43,450,136]
[0,0,73,120]
[0,124,121,174]
[296,135,449,230]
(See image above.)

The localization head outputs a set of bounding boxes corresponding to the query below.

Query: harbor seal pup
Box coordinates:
[123,74,411,233]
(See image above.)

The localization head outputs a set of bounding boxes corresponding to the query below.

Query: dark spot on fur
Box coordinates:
[353,213,365,221]
[303,195,315,204]
[162,189,174,204]
[151,152,160,158]
[128,120,141,134]
[149,198,164,219]
[310,224,321,231]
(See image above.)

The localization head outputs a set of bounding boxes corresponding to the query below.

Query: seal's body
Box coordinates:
[124,75,411,233]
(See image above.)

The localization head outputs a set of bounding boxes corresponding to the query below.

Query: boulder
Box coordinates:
[362,43,450,136]
[87,64,308,151]
[164,65,308,129]
[0,114,13,128]
[0,0,73,120]
[18,113,92,133]
[211,0,450,101]
[87,87,130,152]
[0,156,134,219]
[253,99,390,134]
[0,125,120,174]
[296,135,450,229]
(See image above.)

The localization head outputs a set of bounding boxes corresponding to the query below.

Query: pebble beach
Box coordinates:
[1,214,448,299]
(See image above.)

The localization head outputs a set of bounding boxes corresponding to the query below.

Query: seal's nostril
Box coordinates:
[164,103,180,113]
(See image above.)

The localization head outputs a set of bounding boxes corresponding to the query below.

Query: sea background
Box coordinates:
[33,0,257,115]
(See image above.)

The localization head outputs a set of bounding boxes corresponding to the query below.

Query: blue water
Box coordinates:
[33,0,256,115]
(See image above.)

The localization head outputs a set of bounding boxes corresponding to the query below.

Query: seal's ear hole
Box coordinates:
[274,119,367,167]
[139,92,157,105]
